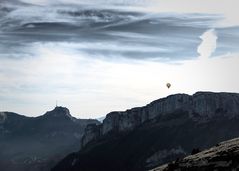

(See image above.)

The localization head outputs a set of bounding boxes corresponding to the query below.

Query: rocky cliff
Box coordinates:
[82,92,239,147]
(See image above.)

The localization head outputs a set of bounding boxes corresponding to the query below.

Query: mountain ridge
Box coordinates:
[0,106,99,171]
[52,91,239,171]
[81,91,239,147]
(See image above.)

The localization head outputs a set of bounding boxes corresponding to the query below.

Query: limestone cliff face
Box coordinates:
[82,92,239,147]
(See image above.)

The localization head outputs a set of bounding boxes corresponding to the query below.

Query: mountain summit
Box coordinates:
[44,106,74,119]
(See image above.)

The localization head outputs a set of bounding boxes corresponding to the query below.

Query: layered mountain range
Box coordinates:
[52,92,239,171]
[1,92,239,171]
[0,107,99,171]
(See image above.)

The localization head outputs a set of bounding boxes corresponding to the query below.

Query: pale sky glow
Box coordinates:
[1,40,239,118]
[0,0,239,118]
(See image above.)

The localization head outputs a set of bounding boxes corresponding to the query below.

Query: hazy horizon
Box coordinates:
[0,0,239,118]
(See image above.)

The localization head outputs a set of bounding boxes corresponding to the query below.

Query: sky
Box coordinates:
[0,0,239,118]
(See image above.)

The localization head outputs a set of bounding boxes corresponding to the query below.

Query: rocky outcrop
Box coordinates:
[82,92,239,147]
[151,137,239,171]
[44,106,72,118]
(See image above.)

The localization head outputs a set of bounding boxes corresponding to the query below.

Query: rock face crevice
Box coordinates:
[82,92,239,147]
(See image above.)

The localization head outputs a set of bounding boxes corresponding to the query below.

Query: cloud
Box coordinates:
[197,29,218,60]
[150,0,239,27]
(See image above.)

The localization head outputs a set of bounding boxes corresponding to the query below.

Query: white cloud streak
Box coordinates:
[149,0,239,27]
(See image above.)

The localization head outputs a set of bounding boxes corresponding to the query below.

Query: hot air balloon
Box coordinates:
[166,83,171,89]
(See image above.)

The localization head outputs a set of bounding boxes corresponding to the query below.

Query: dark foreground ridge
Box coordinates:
[52,92,239,171]
[0,106,99,171]
[151,137,239,171]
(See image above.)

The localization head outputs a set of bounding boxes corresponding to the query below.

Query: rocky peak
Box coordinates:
[44,106,73,119]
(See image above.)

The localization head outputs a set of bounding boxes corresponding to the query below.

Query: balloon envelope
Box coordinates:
[166,83,171,89]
